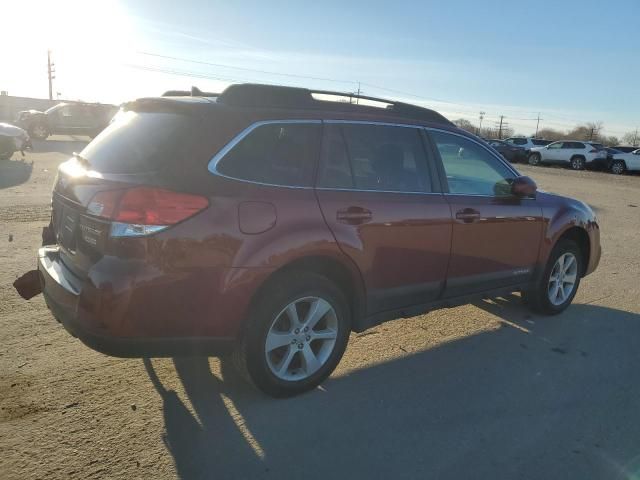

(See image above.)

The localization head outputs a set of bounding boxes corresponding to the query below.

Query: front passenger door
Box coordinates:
[428,130,543,297]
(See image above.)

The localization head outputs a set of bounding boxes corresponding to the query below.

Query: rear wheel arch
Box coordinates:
[246,255,366,333]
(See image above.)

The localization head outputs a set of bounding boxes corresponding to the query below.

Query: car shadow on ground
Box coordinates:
[0,157,33,189]
[144,298,640,480]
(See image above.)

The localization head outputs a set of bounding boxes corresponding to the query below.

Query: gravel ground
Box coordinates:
[1,139,639,479]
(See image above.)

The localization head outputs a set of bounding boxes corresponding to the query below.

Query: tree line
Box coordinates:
[453,118,638,146]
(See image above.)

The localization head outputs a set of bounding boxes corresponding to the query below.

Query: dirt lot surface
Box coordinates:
[1,138,639,479]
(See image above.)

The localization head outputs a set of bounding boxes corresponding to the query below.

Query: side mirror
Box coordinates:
[511,176,537,197]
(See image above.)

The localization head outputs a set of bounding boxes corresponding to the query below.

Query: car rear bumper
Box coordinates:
[37,246,238,357]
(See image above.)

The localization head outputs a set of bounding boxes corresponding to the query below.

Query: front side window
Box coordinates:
[548,142,563,149]
[217,123,321,187]
[319,123,431,192]
[430,130,515,196]
[512,138,527,145]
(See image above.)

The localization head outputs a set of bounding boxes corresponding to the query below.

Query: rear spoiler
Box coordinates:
[162,86,220,98]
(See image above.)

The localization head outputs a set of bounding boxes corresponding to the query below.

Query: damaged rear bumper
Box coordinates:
[31,246,234,358]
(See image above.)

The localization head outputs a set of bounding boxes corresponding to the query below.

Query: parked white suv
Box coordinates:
[528,140,607,169]
[504,137,552,150]
[610,149,640,174]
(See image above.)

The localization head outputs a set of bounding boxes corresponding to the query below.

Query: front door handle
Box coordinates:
[455,208,481,223]
[337,206,372,225]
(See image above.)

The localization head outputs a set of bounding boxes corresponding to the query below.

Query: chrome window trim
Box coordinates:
[207,120,321,189]
[315,187,443,196]
[324,119,424,129]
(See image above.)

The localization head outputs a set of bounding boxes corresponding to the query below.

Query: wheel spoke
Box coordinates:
[265,332,295,352]
[311,329,337,341]
[286,303,301,328]
[276,346,297,376]
[303,298,332,330]
[563,272,577,284]
[301,344,321,374]
[563,255,575,273]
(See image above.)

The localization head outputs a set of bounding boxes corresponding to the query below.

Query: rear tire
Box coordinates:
[233,272,351,397]
[528,153,541,166]
[611,160,626,175]
[570,156,585,170]
[523,239,582,315]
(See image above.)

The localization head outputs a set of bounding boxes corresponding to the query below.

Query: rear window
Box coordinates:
[318,124,431,193]
[79,111,193,174]
[216,122,321,187]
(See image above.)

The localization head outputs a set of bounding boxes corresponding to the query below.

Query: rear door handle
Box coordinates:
[337,206,372,225]
[455,208,481,223]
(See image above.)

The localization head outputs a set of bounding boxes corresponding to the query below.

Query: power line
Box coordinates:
[137,51,356,86]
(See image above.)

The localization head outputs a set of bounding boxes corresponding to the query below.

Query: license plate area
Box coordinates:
[53,197,81,253]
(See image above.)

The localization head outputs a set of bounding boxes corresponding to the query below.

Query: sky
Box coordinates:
[1,0,638,138]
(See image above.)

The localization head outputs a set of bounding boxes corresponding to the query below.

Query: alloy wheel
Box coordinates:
[547,253,578,306]
[571,158,584,170]
[612,161,624,175]
[264,296,338,381]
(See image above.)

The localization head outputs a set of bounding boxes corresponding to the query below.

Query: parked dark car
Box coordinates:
[16,102,118,140]
[612,145,639,154]
[16,84,601,397]
[486,139,529,163]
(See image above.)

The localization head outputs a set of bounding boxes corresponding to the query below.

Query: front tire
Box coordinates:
[523,239,582,315]
[234,272,351,397]
[528,153,541,166]
[611,160,626,175]
[30,124,49,140]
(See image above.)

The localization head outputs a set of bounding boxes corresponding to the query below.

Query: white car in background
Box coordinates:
[527,140,608,170]
[610,149,640,174]
[504,137,552,150]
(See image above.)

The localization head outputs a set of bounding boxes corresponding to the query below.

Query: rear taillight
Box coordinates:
[589,149,599,153]
[87,186,208,237]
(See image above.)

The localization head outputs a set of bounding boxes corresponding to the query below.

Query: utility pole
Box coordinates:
[478,111,485,136]
[497,115,505,139]
[356,82,361,105]
[633,128,638,146]
[535,113,542,138]
[47,50,55,101]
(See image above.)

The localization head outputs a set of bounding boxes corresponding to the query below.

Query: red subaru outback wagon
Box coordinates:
[28,84,600,397]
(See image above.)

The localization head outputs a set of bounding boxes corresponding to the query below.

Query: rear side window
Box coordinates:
[80,111,194,174]
[337,124,430,193]
[217,123,321,187]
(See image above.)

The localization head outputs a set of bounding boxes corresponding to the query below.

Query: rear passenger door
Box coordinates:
[315,122,452,315]
[427,129,543,297]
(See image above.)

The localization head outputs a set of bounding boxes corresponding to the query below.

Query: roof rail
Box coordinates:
[216,83,452,125]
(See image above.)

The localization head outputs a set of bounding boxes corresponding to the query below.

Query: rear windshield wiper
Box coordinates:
[73,152,92,169]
